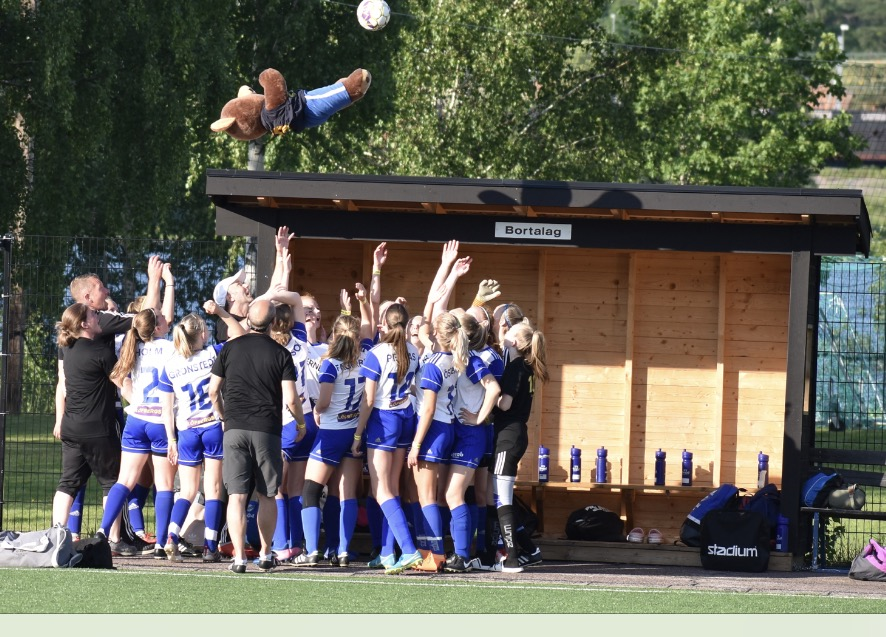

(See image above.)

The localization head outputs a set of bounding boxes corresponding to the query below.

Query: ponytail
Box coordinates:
[509,323,549,384]
[111,308,157,381]
[381,303,410,384]
[56,303,90,348]
[173,313,206,359]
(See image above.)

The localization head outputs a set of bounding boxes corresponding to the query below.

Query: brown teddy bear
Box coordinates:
[211,67,371,141]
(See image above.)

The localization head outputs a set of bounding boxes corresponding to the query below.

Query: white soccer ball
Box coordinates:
[357,0,390,32]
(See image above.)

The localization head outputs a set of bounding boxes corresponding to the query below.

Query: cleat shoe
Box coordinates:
[517,548,543,567]
[385,550,423,575]
[153,547,167,560]
[178,539,201,558]
[336,552,350,567]
[328,552,339,567]
[443,553,472,573]
[130,534,156,556]
[164,536,183,562]
[491,557,523,573]
[467,557,494,572]
[368,545,382,562]
[412,551,444,573]
[229,561,247,574]
[291,551,320,567]
[369,553,396,569]
[202,547,221,563]
[109,540,137,557]
[257,556,276,571]
[136,531,157,544]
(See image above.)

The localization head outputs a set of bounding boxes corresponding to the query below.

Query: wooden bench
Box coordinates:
[516,480,716,533]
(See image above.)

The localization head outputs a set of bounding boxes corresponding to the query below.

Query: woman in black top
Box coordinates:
[488,322,548,573]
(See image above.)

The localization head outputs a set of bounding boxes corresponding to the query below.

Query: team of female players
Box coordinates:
[101,228,549,574]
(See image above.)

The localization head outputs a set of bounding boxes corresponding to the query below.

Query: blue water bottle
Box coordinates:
[681,449,693,486]
[757,451,770,489]
[775,514,789,552]
[538,444,550,483]
[654,449,666,486]
[570,446,582,482]
[595,447,608,483]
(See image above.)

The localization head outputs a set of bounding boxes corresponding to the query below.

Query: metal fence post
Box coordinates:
[0,234,12,530]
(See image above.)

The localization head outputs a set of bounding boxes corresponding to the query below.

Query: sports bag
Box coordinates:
[0,524,82,568]
[72,535,114,569]
[679,484,741,547]
[849,538,886,582]
[700,510,770,572]
[741,483,781,537]
[801,470,843,507]
[565,505,625,542]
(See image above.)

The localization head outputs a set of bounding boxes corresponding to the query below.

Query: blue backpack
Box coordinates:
[680,484,741,547]
[802,470,843,508]
[741,483,781,537]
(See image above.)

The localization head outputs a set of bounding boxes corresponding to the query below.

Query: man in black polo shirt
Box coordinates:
[209,299,304,573]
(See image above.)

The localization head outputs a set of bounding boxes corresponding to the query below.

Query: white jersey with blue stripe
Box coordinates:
[416,351,459,423]
[284,334,322,422]
[360,341,419,411]
[157,345,223,430]
[476,345,505,381]
[453,353,492,420]
[316,341,371,430]
[124,338,176,423]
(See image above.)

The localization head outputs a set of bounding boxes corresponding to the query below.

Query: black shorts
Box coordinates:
[57,435,122,497]
[492,421,528,478]
[222,429,283,498]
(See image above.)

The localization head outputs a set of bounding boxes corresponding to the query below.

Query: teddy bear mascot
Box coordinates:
[211,67,371,141]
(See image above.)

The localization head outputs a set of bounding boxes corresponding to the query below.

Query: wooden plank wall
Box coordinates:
[285,238,791,539]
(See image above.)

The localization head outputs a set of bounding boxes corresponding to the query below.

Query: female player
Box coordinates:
[441,309,500,573]
[158,305,245,562]
[96,307,177,552]
[292,306,373,567]
[357,302,424,574]
[487,322,549,573]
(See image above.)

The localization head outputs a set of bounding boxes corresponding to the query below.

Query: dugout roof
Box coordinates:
[206,169,871,257]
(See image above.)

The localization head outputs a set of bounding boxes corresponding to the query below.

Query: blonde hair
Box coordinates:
[508,323,549,383]
[56,303,90,348]
[127,296,146,313]
[69,274,99,304]
[433,312,470,373]
[173,313,206,359]
[112,308,157,381]
[325,315,361,368]
[451,308,485,351]
[380,303,410,384]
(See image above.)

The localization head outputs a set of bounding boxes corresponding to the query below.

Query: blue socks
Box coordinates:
[450,504,471,558]
[273,496,289,550]
[287,496,304,550]
[422,504,444,555]
[167,497,191,543]
[380,497,417,555]
[99,483,131,536]
[366,496,383,548]
[68,486,86,534]
[204,499,222,552]
[301,506,322,554]
[153,491,174,542]
[323,495,341,556]
[339,498,358,556]
[127,483,150,535]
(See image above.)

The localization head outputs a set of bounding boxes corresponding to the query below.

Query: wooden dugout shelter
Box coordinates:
[206,169,871,569]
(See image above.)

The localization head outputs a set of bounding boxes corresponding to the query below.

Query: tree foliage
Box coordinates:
[0,0,868,239]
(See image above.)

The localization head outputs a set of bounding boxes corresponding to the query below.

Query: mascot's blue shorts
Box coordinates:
[304,82,352,128]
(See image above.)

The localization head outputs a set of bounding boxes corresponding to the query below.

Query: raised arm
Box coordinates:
[369,242,387,330]
[268,226,295,292]
[422,240,460,322]
[204,300,246,339]
[160,263,175,325]
[432,256,472,318]
[354,282,373,341]
[144,255,164,311]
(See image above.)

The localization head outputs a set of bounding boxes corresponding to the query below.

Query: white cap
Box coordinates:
[213,269,246,306]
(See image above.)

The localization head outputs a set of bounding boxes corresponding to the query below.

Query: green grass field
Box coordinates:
[0,567,880,615]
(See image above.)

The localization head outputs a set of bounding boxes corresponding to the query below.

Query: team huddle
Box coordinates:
[52,228,549,574]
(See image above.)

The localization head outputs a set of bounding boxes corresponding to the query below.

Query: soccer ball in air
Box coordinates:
[357,0,390,31]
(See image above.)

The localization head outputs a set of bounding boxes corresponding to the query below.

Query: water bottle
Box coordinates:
[654,449,666,486]
[538,444,550,483]
[681,449,693,486]
[757,451,770,489]
[570,446,582,482]
[775,514,789,552]
[595,447,608,483]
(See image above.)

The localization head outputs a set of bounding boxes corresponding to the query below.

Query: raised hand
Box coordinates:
[441,240,459,266]
[373,242,388,269]
[453,256,472,278]
[276,226,295,256]
[476,279,501,304]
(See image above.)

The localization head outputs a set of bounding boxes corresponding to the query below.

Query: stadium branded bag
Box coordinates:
[699,510,770,573]
[849,538,886,582]
[679,484,741,547]
[565,505,625,542]
[801,470,844,507]
[741,483,781,538]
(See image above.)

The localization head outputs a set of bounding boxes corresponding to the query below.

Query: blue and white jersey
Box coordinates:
[157,345,223,430]
[316,340,372,430]
[124,338,176,423]
[476,345,504,381]
[360,341,419,411]
[453,353,492,422]
[283,334,322,423]
[416,351,459,423]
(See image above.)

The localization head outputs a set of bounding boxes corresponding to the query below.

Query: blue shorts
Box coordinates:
[176,423,224,466]
[416,419,454,464]
[282,412,318,462]
[121,415,168,455]
[366,407,417,452]
[304,82,353,128]
[479,423,494,466]
[449,422,487,469]
[309,427,357,467]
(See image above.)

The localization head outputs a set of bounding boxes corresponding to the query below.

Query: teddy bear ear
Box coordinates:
[210,117,237,132]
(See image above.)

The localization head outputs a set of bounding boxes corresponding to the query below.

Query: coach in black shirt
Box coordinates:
[209,299,304,573]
